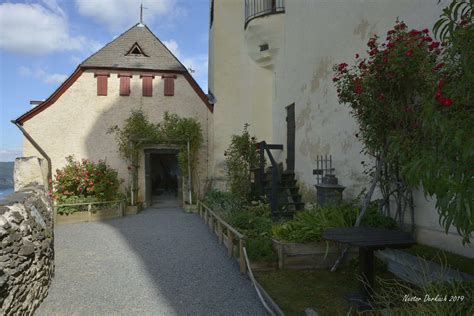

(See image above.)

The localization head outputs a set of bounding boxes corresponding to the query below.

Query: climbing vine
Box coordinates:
[108,109,203,181]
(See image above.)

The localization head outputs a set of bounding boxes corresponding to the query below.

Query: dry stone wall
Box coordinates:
[0,185,54,315]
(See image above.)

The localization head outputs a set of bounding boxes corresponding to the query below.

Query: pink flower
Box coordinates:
[406,49,414,57]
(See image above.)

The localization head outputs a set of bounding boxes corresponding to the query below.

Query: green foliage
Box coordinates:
[273,202,397,243]
[52,156,122,203]
[334,13,474,243]
[224,124,259,200]
[273,203,357,243]
[108,109,203,182]
[203,189,246,215]
[225,210,276,262]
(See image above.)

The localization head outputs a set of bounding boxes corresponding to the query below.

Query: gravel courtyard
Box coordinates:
[36,201,266,315]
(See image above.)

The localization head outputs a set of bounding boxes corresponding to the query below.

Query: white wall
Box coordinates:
[23,70,212,204]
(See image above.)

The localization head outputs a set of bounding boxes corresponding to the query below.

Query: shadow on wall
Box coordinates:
[37,78,261,314]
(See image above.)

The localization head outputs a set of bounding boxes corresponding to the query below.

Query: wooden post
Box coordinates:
[239,239,246,274]
[227,230,234,258]
[204,209,208,224]
[217,221,223,244]
[208,214,213,230]
[88,203,92,222]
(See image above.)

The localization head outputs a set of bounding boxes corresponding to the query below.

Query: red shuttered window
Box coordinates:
[118,73,132,96]
[162,75,177,96]
[95,72,109,96]
[141,74,154,97]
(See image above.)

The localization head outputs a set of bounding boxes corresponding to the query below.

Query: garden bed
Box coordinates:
[272,239,356,270]
[55,201,125,225]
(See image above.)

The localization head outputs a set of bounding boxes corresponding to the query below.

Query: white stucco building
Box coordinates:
[208,0,472,257]
[15,24,213,207]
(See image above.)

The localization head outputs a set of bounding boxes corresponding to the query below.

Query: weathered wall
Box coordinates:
[209,0,274,189]
[22,70,212,204]
[0,158,54,314]
[211,1,473,256]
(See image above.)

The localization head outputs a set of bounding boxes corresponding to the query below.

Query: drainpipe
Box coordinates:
[11,120,52,186]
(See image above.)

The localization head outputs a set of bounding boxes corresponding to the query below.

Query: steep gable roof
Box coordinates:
[14,24,212,124]
[81,23,186,71]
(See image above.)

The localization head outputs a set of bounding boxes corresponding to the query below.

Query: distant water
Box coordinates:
[0,188,14,198]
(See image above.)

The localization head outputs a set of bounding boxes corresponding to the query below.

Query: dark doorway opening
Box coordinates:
[286,103,296,172]
[145,149,180,207]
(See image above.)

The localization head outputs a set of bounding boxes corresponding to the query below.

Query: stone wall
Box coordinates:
[0,185,54,314]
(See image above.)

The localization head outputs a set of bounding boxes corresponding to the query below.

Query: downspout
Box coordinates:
[11,120,52,186]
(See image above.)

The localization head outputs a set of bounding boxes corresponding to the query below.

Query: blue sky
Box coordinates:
[0,0,209,161]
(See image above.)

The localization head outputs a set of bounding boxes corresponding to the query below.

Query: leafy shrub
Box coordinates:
[53,156,122,203]
[226,211,272,238]
[246,200,271,217]
[273,202,398,243]
[203,189,245,215]
[246,237,277,262]
[224,124,259,201]
[225,210,276,262]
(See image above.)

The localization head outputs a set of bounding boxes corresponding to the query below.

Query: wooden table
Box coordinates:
[323,227,415,309]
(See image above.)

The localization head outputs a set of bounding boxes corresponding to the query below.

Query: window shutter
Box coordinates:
[94,72,109,96]
[162,75,177,96]
[118,73,132,96]
[140,74,154,97]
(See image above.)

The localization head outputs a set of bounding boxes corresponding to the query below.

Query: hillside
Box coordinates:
[0,161,14,189]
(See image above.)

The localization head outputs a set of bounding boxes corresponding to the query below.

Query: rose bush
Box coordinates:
[52,156,122,203]
[333,1,473,244]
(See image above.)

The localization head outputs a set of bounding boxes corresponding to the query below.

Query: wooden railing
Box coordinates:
[255,141,283,217]
[197,201,247,274]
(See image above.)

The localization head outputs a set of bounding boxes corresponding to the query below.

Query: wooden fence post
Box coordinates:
[239,239,246,274]
[217,221,223,244]
[204,209,208,224]
[227,230,234,258]
[88,203,92,222]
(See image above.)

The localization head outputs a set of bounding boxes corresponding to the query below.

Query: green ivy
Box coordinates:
[108,109,203,182]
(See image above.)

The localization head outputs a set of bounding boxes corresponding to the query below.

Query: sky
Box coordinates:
[0,0,210,161]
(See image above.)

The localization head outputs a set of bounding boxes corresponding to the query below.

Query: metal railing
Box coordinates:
[245,0,285,29]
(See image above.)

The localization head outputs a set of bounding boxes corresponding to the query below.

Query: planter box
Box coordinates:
[125,205,142,216]
[184,204,198,213]
[273,239,355,270]
[250,261,278,272]
[376,249,474,287]
[56,207,122,225]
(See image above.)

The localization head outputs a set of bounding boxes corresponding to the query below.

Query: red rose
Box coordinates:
[422,28,429,34]
[437,79,444,90]
[441,98,453,107]
[355,86,363,94]
[406,49,414,57]
[355,53,360,58]
[434,63,444,71]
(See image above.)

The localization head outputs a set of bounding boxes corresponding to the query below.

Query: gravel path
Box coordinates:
[36,201,266,316]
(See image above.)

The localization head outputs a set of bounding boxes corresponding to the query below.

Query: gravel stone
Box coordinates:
[37,204,267,315]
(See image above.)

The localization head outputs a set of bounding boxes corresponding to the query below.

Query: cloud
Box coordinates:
[0,149,22,162]
[0,2,99,55]
[75,0,181,32]
[18,66,67,85]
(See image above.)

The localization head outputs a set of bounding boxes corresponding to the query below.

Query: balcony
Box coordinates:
[245,0,285,29]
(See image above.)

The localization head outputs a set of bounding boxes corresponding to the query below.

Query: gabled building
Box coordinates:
[14,23,213,206]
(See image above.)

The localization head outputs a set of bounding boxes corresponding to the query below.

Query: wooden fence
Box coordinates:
[197,201,247,274]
